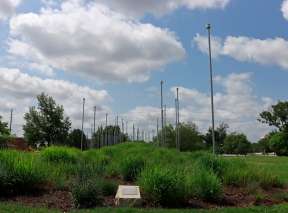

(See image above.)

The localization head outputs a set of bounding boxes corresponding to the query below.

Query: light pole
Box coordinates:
[81,98,85,151]
[206,24,216,155]
[160,80,164,146]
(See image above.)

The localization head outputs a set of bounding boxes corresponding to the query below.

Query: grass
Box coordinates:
[1,202,288,213]
[0,142,287,210]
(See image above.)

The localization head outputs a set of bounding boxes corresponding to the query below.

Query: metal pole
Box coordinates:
[206,23,216,155]
[9,109,13,133]
[177,88,180,150]
[105,113,108,146]
[175,98,178,149]
[160,80,164,146]
[93,106,96,134]
[81,98,85,151]
[164,104,167,146]
[156,118,159,146]
[133,124,135,141]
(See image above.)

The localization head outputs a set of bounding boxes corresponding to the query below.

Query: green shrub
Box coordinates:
[195,153,228,178]
[41,146,80,163]
[0,150,48,196]
[139,165,186,207]
[120,156,145,181]
[186,167,223,201]
[100,179,118,196]
[72,179,103,208]
[269,132,288,156]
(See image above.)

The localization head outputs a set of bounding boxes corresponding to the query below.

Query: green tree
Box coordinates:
[223,133,251,155]
[0,115,10,135]
[68,129,87,149]
[269,132,288,156]
[257,132,277,154]
[23,93,71,147]
[204,123,229,154]
[258,101,288,132]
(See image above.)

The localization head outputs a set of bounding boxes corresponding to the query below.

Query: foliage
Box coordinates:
[258,101,288,132]
[41,146,80,163]
[68,129,87,149]
[204,123,229,154]
[23,93,71,147]
[139,165,186,207]
[0,150,48,196]
[186,167,223,201]
[72,178,104,208]
[269,132,288,156]
[120,156,145,181]
[100,179,118,196]
[0,116,10,135]
[223,133,251,155]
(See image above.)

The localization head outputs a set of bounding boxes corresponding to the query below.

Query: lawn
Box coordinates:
[0,143,288,212]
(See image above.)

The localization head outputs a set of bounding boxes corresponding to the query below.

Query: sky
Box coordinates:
[0,0,287,142]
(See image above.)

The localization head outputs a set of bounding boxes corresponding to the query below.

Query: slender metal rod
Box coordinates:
[160,80,164,146]
[93,106,96,135]
[156,118,159,146]
[177,88,180,150]
[206,24,216,155]
[9,109,13,133]
[175,98,178,149]
[81,98,85,151]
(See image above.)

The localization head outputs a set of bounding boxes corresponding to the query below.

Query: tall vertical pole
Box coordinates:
[164,104,167,146]
[207,24,216,155]
[93,106,96,135]
[81,98,85,151]
[133,124,135,141]
[175,98,178,149]
[160,80,164,146]
[9,109,13,133]
[121,118,124,143]
[105,113,108,146]
[156,118,159,146]
[176,88,180,151]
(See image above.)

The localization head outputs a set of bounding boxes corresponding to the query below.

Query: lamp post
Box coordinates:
[206,24,216,155]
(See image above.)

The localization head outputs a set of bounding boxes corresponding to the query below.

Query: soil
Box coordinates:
[1,186,288,212]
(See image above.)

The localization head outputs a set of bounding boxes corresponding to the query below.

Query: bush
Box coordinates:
[269,132,288,156]
[100,179,118,196]
[223,133,251,155]
[41,146,80,163]
[0,150,48,196]
[72,179,103,208]
[186,167,223,201]
[139,165,186,207]
[0,135,10,149]
[195,153,228,178]
[120,156,145,181]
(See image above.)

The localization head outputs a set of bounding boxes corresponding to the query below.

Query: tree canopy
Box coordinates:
[23,93,71,147]
[0,116,10,135]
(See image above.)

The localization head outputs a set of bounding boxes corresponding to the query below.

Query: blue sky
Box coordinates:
[0,0,287,141]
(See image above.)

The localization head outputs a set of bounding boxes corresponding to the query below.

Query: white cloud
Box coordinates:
[0,0,21,21]
[282,0,288,20]
[194,35,288,70]
[8,1,185,83]
[94,0,230,17]
[123,73,274,141]
[0,67,111,136]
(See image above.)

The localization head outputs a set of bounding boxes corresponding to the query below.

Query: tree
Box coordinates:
[269,132,288,156]
[204,123,229,154]
[258,101,288,132]
[257,132,277,154]
[68,129,87,149]
[223,133,251,155]
[23,93,71,147]
[0,116,10,135]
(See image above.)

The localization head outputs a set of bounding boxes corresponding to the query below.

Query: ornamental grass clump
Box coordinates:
[41,146,80,164]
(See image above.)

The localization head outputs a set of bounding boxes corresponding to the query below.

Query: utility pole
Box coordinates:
[206,23,216,155]
[81,98,85,151]
[9,109,13,133]
[93,106,96,135]
[121,118,124,143]
[156,118,159,146]
[160,80,164,146]
[176,88,180,150]
[105,113,108,146]
[164,104,167,146]
[175,98,178,149]
[133,124,135,141]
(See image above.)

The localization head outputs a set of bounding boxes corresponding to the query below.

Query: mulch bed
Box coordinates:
[1,186,288,212]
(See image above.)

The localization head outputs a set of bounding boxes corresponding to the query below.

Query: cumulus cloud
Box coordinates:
[194,34,288,70]
[94,0,230,17]
[0,0,21,21]
[123,73,274,141]
[282,0,288,20]
[8,1,185,83]
[0,67,111,136]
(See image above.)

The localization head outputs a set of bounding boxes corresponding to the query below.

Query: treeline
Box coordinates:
[0,93,287,155]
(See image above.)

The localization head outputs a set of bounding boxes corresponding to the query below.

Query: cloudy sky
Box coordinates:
[0,0,287,141]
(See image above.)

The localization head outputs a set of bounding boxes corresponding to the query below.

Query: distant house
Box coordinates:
[8,137,29,151]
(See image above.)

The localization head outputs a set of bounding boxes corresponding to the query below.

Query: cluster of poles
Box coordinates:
[7,24,216,154]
